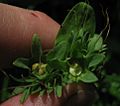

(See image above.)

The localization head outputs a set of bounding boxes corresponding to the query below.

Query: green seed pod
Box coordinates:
[69,63,82,76]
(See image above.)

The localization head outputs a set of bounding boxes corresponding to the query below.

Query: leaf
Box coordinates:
[56,2,96,45]
[48,59,68,71]
[105,74,120,100]
[9,75,25,83]
[69,31,81,58]
[79,70,98,83]
[1,77,10,101]
[32,72,47,80]
[105,74,120,83]
[47,88,53,94]
[89,54,105,68]
[88,34,103,52]
[31,34,42,63]
[24,78,36,83]
[47,35,72,61]
[13,58,30,70]
[100,44,107,52]
[31,86,41,95]
[94,36,103,51]
[39,89,45,96]
[20,87,31,104]
[12,87,24,96]
[55,85,62,97]
[47,2,96,61]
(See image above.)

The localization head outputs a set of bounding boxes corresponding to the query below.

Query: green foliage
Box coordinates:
[13,58,30,70]
[88,54,105,68]
[105,74,120,100]
[8,2,107,104]
[88,34,103,52]
[78,70,98,83]
[93,73,120,106]
[20,87,31,104]
[55,85,62,97]
[12,87,24,96]
[31,34,42,63]
[47,2,96,60]
[0,77,10,102]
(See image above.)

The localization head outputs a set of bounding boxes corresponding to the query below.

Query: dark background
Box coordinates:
[0,0,120,105]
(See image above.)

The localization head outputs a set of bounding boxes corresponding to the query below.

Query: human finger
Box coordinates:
[0,3,60,68]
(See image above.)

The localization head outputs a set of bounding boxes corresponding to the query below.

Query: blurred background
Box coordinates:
[0,0,120,105]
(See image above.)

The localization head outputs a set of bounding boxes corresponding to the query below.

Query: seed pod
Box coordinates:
[69,63,82,76]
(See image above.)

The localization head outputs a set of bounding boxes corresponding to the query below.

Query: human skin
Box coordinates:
[0,3,97,106]
[0,3,60,68]
[1,83,96,106]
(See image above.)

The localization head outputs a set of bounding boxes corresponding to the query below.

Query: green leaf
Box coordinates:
[56,2,96,45]
[48,59,68,71]
[12,87,24,96]
[47,2,96,61]
[107,75,120,100]
[79,70,98,83]
[106,74,120,82]
[94,36,103,51]
[89,54,105,68]
[10,75,25,83]
[47,88,53,94]
[88,34,103,52]
[55,85,62,97]
[31,86,41,95]
[47,36,72,60]
[32,72,47,80]
[69,31,81,58]
[13,58,30,70]
[20,87,31,104]
[1,77,9,101]
[31,34,42,63]
[24,78,36,83]
[39,89,45,96]
[100,44,107,52]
